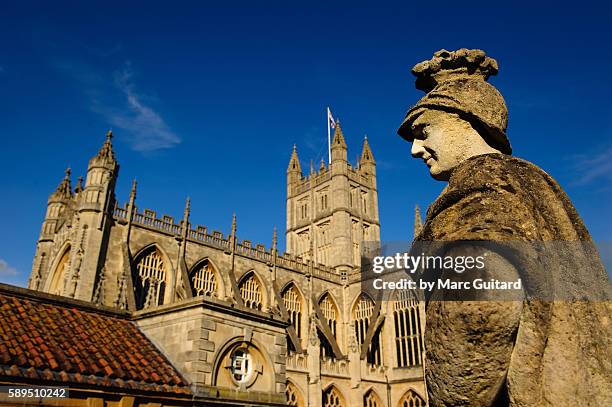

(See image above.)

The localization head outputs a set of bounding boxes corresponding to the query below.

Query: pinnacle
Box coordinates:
[287,143,302,173]
[360,135,375,163]
[332,121,347,148]
[52,167,73,200]
[96,130,116,162]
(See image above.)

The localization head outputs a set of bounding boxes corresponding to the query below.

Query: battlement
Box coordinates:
[290,161,374,197]
[113,201,342,283]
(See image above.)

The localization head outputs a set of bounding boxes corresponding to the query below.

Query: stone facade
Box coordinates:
[28,127,426,406]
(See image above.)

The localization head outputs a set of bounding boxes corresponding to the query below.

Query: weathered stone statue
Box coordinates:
[398,49,611,406]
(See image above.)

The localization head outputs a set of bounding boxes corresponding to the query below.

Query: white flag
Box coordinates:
[328,108,336,129]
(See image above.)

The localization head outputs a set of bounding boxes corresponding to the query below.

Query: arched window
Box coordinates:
[398,389,426,407]
[319,293,338,360]
[239,272,263,310]
[190,259,218,297]
[133,247,166,310]
[49,246,70,295]
[353,293,383,366]
[393,290,423,367]
[364,390,383,407]
[323,386,345,407]
[282,283,303,352]
[286,381,304,407]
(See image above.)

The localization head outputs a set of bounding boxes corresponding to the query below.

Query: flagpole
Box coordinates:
[327,107,332,164]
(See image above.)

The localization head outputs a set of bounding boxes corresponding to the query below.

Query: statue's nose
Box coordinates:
[411,140,425,158]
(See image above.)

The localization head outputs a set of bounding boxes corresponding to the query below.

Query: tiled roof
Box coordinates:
[0,285,191,395]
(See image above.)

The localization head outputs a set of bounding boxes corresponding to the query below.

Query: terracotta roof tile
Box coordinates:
[0,290,190,395]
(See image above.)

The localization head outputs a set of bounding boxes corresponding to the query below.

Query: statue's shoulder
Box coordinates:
[448,153,553,194]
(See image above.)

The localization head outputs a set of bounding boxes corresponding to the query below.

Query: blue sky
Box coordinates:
[1,1,610,287]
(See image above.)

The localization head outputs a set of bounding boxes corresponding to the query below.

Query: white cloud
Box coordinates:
[91,62,181,152]
[55,57,180,153]
[572,145,612,186]
[0,259,18,276]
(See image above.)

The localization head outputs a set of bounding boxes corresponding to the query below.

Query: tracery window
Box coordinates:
[398,389,426,407]
[282,284,303,352]
[353,293,383,366]
[239,272,263,310]
[393,289,423,367]
[49,247,70,295]
[190,259,218,297]
[319,293,338,359]
[133,247,166,310]
[323,386,344,407]
[364,390,383,407]
[286,381,304,407]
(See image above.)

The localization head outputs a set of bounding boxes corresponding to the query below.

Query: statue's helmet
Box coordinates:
[398,49,512,155]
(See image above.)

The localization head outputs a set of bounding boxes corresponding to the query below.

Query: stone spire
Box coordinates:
[331,121,347,162]
[97,130,116,162]
[331,121,347,149]
[183,196,191,223]
[414,204,423,238]
[360,135,375,164]
[358,135,376,180]
[272,226,278,253]
[319,158,326,172]
[287,144,302,174]
[51,167,73,200]
[129,179,137,205]
[74,176,84,194]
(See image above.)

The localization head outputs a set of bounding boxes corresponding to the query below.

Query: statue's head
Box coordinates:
[398,49,511,181]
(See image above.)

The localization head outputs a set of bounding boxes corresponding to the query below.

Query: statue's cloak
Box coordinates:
[415,153,611,406]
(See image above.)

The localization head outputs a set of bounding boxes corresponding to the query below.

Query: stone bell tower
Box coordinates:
[285,122,380,273]
[29,131,119,302]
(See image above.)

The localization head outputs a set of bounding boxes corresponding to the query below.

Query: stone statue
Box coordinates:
[398,49,611,406]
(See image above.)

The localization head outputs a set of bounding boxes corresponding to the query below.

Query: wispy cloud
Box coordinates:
[0,259,18,276]
[54,56,180,153]
[572,144,612,186]
[91,62,181,152]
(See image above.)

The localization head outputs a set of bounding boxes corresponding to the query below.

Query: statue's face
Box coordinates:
[410,109,487,181]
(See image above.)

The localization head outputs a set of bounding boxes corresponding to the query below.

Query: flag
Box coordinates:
[328,108,336,129]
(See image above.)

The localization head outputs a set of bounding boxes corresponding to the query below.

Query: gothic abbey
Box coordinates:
[22,123,426,406]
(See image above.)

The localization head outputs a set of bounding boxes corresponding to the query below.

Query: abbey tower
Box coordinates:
[286,122,380,273]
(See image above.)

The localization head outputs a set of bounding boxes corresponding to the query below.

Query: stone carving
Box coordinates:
[309,313,319,346]
[69,248,83,298]
[92,267,106,305]
[348,322,358,354]
[115,270,128,310]
[398,49,612,406]
[144,277,159,308]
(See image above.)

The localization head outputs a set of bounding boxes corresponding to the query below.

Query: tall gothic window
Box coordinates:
[49,246,70,295]
[393,289,423,367]
[353,293,383,366]
[363,390,383,407]
[190,259,218,297]
[319,293,338,360]
[282,283,303,352]
[286,381,304,407]
[322,386,344,407]
[398,390,426,407]
[133,247,166,310]
[239,272,263,310]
